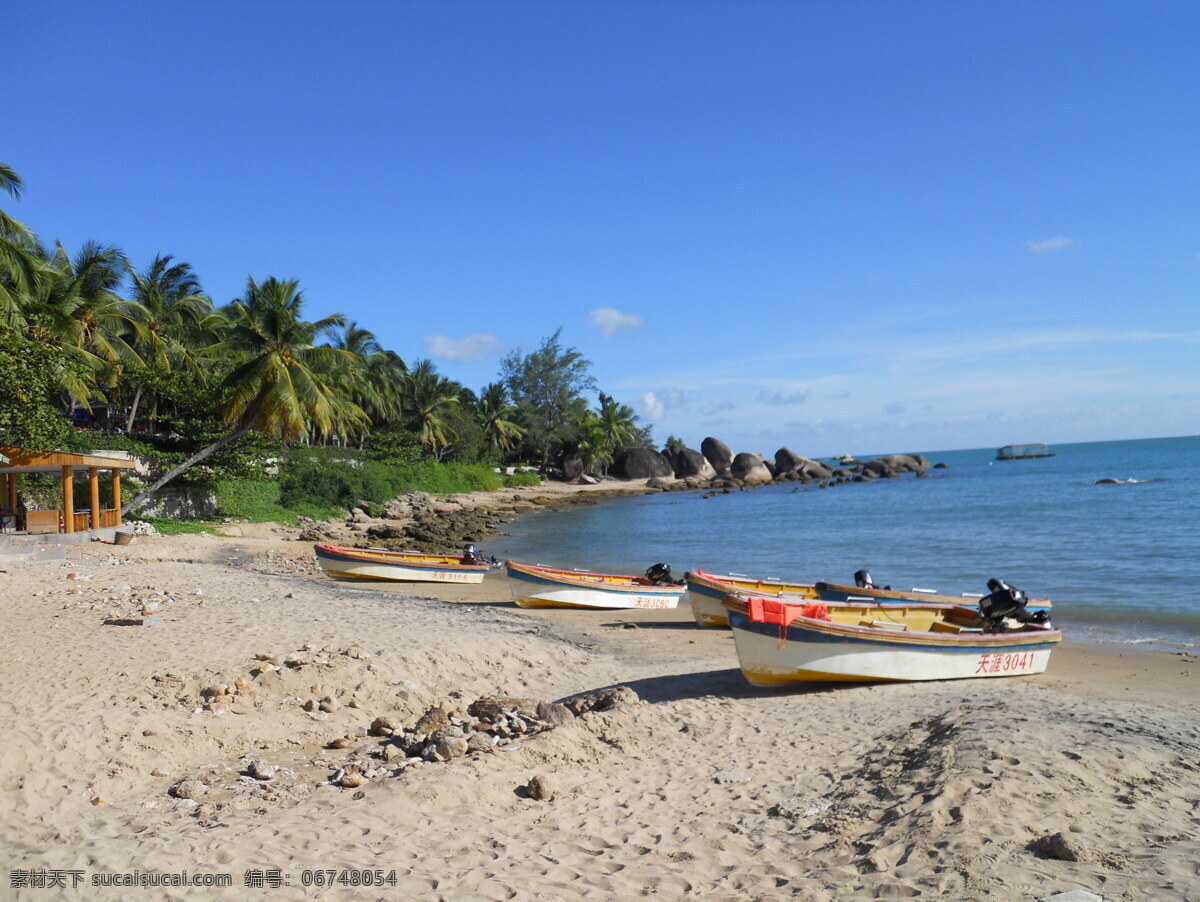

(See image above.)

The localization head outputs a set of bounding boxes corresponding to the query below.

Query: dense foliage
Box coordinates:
[0,163,646,516]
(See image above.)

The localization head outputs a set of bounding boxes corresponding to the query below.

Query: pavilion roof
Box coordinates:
[0,446,137,474]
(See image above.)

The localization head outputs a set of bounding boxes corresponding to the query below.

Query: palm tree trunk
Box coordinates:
[121,424,252,516]
[126,384,144,433]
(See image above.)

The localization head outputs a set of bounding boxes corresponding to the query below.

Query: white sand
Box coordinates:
[1,525,1198,901]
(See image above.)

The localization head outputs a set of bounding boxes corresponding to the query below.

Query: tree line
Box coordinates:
[0,163,650,512]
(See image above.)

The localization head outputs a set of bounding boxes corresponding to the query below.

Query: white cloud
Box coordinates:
[640,391,666,421]
[1026,236,1077,254]
[424,332,498,362]
[588,307,644,338]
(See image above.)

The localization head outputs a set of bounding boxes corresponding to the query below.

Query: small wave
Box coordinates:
[1089,477,1161,485]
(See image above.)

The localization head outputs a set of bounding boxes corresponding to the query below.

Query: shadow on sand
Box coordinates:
[567,667,867,705]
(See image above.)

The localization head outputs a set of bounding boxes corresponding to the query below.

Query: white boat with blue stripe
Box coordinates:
[506,560,685,610]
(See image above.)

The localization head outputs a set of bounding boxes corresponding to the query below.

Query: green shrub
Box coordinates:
[502,471,542,488]
[216,478,339,523]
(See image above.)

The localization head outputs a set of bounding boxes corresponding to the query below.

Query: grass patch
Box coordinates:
[135,516,219,536]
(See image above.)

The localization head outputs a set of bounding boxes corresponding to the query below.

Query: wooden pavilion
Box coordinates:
[0,447,136,534]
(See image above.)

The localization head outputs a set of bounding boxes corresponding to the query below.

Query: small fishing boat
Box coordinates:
[314,544,490,583]
[685,569,819,628]
[723,593,1061,686]
[816,575,1051,615]
[506,560,686,610]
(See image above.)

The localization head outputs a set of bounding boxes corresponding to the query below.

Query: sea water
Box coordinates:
[483,435,1200,650]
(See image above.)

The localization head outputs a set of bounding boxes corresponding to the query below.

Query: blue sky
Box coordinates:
[5,1,1198,457]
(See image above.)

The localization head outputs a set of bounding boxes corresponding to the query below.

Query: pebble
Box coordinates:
[247,761,278,781]
[369,716,400,736]
[170,779,206,800]
[536,702,575,726]
[526,775,555,801]
[319,696,339,714]
[329,737,353,749]
[337,769,369,788]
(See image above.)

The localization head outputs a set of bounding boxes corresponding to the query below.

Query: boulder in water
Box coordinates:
[701,437,734,476]
[731,452,773,486]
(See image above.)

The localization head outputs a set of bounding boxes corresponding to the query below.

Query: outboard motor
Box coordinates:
[461,544,482,565]
[979,578,1036,629]
[644,562,679,586]
[854,570,891,590]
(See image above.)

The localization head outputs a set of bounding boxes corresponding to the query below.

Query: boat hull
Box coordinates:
[506,562,684,610]
[314,545,488,583]
[726,608,1060,686]
[686,571,817,628]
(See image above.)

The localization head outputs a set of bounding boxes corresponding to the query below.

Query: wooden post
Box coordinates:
[7,473,17,528]
[62,465,74,534]
[111,472,122,525]
[89,467,101,529]
[1,473,7,508]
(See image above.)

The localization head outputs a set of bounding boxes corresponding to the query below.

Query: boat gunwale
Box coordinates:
[722,593,1062,648]
[815,580,1052,609]
[314,543,490,571]
[686,568,818,596]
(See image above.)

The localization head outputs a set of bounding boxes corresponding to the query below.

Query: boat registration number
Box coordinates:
[633,597,674,609]
[976,651,1037,674]
[430,571,473,583]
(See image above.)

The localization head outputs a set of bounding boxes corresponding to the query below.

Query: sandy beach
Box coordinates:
[2,517,1198,901]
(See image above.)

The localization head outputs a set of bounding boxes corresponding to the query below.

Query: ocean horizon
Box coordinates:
[484,434,1200,651]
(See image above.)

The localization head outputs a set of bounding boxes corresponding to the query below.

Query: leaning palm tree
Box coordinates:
[122,276,367,514]
[476,382,524,456]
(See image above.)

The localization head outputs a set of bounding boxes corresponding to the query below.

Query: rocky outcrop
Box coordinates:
[665,446,716,480]
[865,454,930,476]
[701,437,734,476]
[611,447,673,480]
[731,452,773,486]
[774,448,833,480]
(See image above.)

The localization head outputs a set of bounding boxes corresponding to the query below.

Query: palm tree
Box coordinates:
[476,382,524,456]
[0,163,44,328]
[596,392,640,454]
[25,241,147,404]
[122,276,366,514]
[400,360,460,461]
[574,393,641,476]
[124,254,215,431]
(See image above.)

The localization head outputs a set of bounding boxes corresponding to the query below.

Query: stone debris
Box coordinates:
[562,686,639,716]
